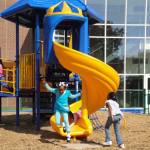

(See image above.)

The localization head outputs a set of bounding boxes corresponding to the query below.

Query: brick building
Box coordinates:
[0,0,35,109]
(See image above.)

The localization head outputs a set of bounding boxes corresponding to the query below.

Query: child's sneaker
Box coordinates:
[67,135,71,143]
[63,127,66,133]
[102,141,112,146]
[119,144,125,148]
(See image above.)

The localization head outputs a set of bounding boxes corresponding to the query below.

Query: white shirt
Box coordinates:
[105,100,124,119]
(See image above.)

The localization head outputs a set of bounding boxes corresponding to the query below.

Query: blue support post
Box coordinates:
[32,26,35,123]
[16,14,19,126]
[74,73,79,102]
[32,92,35,123]
[36,13,40,131]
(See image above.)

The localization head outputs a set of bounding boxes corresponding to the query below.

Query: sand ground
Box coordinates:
[0,111,150,150]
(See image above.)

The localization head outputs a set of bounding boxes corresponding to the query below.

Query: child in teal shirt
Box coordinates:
[42,78,84,142]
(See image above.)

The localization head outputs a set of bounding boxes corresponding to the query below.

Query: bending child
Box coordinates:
[42,78,84,142]
[63,110,81,132]
[103,92,125,149]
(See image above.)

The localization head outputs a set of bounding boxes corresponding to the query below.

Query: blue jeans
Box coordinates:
[0,76,10,89]
[55,109,70,132]
[105,115,123,145]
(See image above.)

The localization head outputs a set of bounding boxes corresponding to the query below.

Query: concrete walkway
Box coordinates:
[61,143,102,149]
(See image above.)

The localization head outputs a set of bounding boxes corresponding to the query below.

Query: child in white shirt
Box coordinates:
[103,92,125,149]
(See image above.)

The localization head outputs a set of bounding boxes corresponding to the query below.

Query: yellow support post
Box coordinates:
[73,136,76,141]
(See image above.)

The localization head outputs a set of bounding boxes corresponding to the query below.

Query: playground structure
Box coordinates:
[0,0,120,137]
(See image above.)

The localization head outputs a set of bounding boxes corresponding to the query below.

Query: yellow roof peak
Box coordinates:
[45,1,83,17]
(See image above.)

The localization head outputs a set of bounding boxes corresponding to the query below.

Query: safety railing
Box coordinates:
[19,53,36,89]
[0,58,16,96]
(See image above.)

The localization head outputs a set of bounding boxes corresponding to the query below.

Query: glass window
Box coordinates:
[146,26,150,37]
[119,75,124,89]
[55,30,64,35]
[127,26,145,37]
[54,37,64,45]
[127,0,146,24]
[126,76,143,89]
[106,38,124,73]
[107,0,125,24]
[147,0,150,24]
[126,91,143,107]
[116,91,124,108]
[126,76,143,108]
[107,26,125,37]
[90,38,105,62]
[146,39,150,73]
[67,30,72,36]
[87,0,105,23]
[89,25,104,36]
[80,0,85,3]
[126,39,144,74]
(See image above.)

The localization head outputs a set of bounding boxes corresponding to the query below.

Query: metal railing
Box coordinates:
[19,53,36,89]
[0,58,16,96]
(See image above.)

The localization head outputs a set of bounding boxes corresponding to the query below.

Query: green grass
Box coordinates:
[2,107,32,111]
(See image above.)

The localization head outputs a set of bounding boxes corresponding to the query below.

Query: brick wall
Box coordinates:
[0,0,44,108]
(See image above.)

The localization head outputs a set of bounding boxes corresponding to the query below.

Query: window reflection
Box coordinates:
[87,0,105,23]
[126,91,143,107]
[89,25,104,36]
[126,76,143,108]
[127,0,145,24]
[147,0,150,24]
[54,37,64,45]
[80,0,85,3]
[127,26,144,37]
[146,26,150,37]
[106,38,124,73]
[126,76,143,89]
[107,0,125,24]
[90,38,104,62]
[55,30,64,35]
[107,26,124,37]
[119,75,124,89]
[146,39,150,73]
[116,91,124,108]
[126,39,144,74]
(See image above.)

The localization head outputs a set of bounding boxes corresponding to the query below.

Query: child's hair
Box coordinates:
[56,82,68,89]
[108,92,117,102]
[68,111,74,119]
[0,59,4,69]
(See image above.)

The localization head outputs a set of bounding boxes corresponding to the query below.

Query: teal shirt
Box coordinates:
[44,83,81,112]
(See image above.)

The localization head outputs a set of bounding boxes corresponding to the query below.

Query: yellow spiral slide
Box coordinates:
[50,41,120,137]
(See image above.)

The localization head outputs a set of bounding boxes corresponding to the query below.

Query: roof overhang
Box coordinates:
[0,0,104,28]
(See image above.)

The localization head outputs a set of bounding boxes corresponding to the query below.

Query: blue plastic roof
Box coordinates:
[0,0,104,27]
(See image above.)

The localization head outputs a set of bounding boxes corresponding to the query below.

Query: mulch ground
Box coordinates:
[0,111,150,150]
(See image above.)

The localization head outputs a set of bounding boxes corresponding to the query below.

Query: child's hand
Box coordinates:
[41,78,46,84]
[81,90,84,94]
[111,116,114,122]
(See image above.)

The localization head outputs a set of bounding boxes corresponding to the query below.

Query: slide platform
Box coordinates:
[50,42,120,137]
